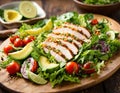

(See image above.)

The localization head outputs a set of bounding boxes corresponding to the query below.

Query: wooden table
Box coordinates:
[0,0,120,93]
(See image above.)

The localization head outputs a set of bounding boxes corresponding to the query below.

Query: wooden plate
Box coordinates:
[0,14,120,93]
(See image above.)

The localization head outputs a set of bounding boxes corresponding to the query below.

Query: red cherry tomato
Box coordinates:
[65,62,79,74]
[3,45,14,55]
[31,59,38,72]
[91,19,98,25]
[10,35,19,44]
[83,62,95,74]
[6,61,20,75]
[14,38,24,47]
[23,36,35,45]
[83,62,92,69]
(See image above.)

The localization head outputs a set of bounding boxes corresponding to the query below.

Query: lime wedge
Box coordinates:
[28,71,47,84]
[19,1,37,18]
[25,19,53,35]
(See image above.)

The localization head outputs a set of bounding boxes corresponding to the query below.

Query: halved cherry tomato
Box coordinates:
[10,35,19,44]
[3,45,14,55]
[6,61,20,75]
[14,38,24,47]
[83,62,95,74]
[23,36,35,45]
[65,61,79,74]
[91,19,98,25]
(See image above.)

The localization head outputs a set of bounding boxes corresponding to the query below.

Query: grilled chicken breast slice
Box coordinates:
[42,41,73,60]
[63,23,91,38]
[44,48,66,62]
[53,28,87,41]
[42,23,91,62]
[47,33,82,48]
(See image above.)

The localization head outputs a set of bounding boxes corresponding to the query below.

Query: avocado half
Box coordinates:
[4,9,22,22]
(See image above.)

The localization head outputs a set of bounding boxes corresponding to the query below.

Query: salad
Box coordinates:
[82,0,120,5]
[0,12,120,88]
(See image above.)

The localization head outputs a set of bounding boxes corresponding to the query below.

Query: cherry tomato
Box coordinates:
[10,35,19,44]
[23,36,35,45]
[6,61,20,75]
[14,38,24,47]
[83,62,95,74]
[31,59,38,72]
[91,19,98,25]
[3,45,14,55]
[65,62,79,74]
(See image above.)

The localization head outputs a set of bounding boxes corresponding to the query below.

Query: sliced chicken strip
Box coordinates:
[47,33,82,48]
[42,41,73,60]
[44,48,66,62]
[59,39,78,55]
[46,37,78,55]
[63,23,91,38]
[53,28,87,41]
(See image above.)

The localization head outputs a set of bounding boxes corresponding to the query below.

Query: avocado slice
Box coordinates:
[8,42,33,60]
[25,19,53,35]
[39,56,59,72]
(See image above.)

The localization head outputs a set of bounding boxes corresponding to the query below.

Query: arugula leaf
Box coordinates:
[31,49,40,62]
[49,68,80,87]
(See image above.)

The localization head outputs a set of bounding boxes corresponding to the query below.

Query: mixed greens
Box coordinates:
[0,12,120,88]
[82,0,120,5]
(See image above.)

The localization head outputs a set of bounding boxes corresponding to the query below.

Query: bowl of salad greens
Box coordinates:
[73,0,120,15]
[0,12,120,93]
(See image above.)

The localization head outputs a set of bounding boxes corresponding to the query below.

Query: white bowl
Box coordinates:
[0,1,46,28]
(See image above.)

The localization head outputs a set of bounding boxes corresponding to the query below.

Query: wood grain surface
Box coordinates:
[0,14,120,93]
[0,0,120,93]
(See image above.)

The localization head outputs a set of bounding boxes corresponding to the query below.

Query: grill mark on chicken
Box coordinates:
[63,23,91,38]
[47,33,82,48]
[46,38,74,56]
[63,25,88,39]
[52,32,84,44]
[42,41,73,60]
[43,45,66,59]
[47,37,78,55]
[47,34,80,49]
[48,33,82,48]
[53,28,88,41]
[44,48,66,62]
